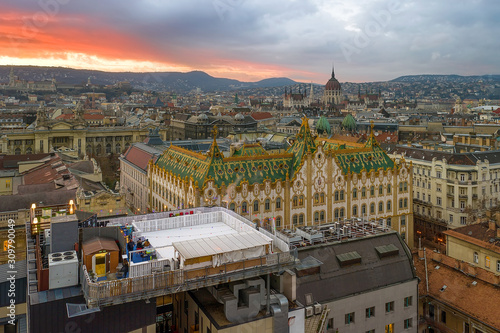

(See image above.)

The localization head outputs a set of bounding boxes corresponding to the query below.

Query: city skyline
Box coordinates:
[1,0,499,83]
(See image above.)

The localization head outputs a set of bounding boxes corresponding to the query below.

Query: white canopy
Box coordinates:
[173,231,271,261]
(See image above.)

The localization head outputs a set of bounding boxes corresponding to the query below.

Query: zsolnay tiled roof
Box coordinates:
[155,119,396,188]
[231,143,268,157]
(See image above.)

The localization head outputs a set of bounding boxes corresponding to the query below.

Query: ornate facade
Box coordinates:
[0,104,168,156]
[149,119,414,247]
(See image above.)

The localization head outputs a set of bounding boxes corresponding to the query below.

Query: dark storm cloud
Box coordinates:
[2,0,499,81]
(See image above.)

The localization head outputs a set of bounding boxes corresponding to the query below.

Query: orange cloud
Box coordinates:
[0,7,321,82]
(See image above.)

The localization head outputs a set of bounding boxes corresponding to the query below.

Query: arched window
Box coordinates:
[293,215,298,226]
[362,204,366,215]
[403,182,408,192]
[229,203,235,211]
[387,184,391,194]
[334,191,339,201]
[404,198,408,208]
[473,252,479,264]
[340,190,344,201]
[292,196,298,207]
[340,208,345,218]
[14,148,21,155]
[320,211,325,222]
[265,199,270,211]
[275,216,282,228]
[276,197,282,209]
[379,185,383,195]
[379,201,383,212]
[299,195,304,206]
[253,200,259,212]
[106,143,112,154]
[370,186,375,196]
[399,182,403,193]
[242,201,248,213]
[115,143,121,154]
[370,203,375,214]
[26,147,32,154]
[485,256,491,268]
[386,217,392,227]
[334,209,339,219]
[314,212,319,222]
[362,187,366,198]
[399,199,403,209]
[314,193,319,204]
[387,200,392,211]
[353,188,357,199]
[299,214,304,225]
[353,205,358,216]
[320,193,325,203]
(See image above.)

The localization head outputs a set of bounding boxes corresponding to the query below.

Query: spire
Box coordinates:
[331,62,335,78]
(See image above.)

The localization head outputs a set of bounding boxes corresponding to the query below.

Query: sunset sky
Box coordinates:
[1,0,499,83]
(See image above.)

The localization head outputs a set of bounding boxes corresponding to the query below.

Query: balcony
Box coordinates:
[459,194,468,199]
[414,198,432,207]
[81,250,298,308]
[446,192,454,198]
[472,194,478,199]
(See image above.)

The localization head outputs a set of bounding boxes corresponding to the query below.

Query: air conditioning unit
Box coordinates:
[314,303,322,315]
[49,250,78,290]
[305,306,314,318]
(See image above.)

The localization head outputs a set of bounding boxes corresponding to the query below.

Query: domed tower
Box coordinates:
[316,115,331,137]
[323,64,342,107]
[341,113,357,132]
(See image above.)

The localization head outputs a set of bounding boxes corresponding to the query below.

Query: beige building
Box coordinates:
[444,218,500,275]
[387,146,500,243]
[119,142,160,214]
[0,104,168,156]
[149,119,414,247]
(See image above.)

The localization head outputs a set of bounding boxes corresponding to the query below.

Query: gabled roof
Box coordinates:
[122,145,159,171]
[287,117,317,175]
[250,112,274,121]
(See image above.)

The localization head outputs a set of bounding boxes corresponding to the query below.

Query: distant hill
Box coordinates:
[0,66,299,92]
[391,74,500,83]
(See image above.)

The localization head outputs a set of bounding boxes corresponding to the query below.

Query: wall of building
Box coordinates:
[446,235,500,274]
[324,279,418,333]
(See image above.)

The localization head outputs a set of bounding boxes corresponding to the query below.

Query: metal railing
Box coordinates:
[81,249,297,308]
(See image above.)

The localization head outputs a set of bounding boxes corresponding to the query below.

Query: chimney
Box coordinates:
[489,221,497,232]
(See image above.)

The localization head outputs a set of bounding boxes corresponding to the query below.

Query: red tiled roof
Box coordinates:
[250,112,273,121]
[56,114,74,120]
[0,153,51,170]
[84,114,104,120]
[122,145,157,171]
[414,251,500,329]
[374,132,398,143]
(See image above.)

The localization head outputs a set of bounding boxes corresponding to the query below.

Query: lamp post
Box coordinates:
[30,203,36,235]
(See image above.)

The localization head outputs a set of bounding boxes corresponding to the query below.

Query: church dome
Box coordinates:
[325,67,341,91]
[235,113,245,121]
[325,75,341,91]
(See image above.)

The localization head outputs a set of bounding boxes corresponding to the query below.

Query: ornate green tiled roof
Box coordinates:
[155,145,210,185]
[334,144,394,174]
[155,127,293,187]
[320,138,363,151]
[231,143,268,157]
[155,120,395,188]
[287,117,317,175]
